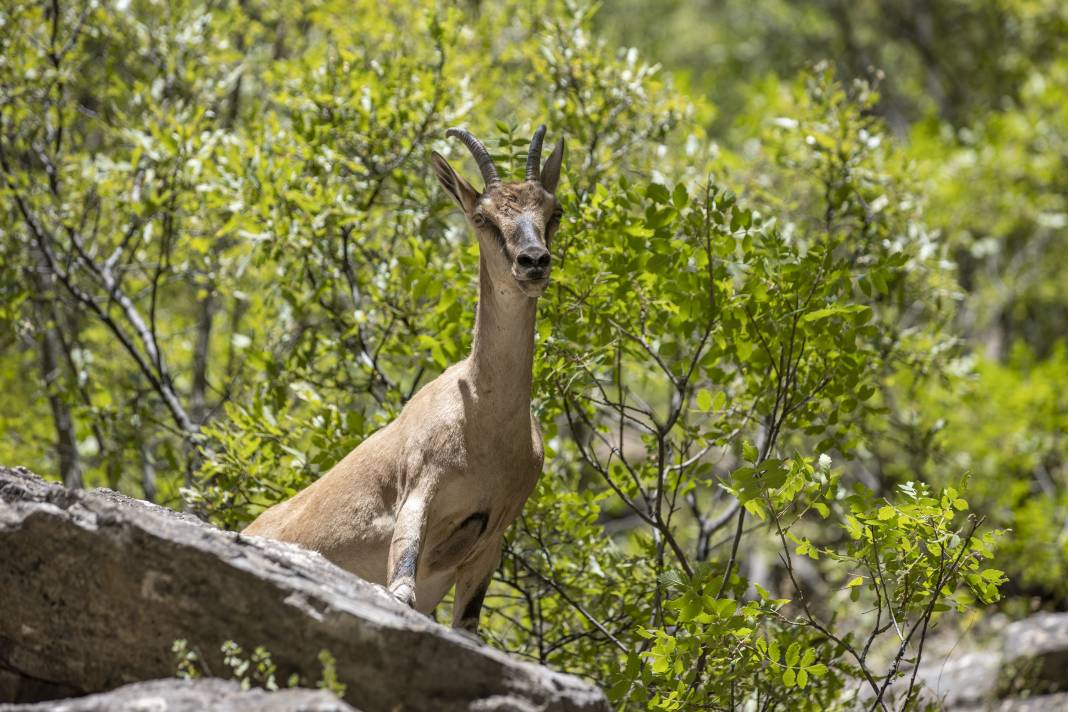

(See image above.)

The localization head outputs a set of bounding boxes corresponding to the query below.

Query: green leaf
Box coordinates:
[675,590,704,622]
[845,515,864,539]
[742,440,759,463]
[625,224,655,238]
[646,183,671,205]
[658,570,685,589]
[802,304,871,322]
[711,598,737,618]
[672,183,689,209]
[785,642,800,667]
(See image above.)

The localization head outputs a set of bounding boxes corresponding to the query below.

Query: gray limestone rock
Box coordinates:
[0,467,608,712]
[0,678,356,712]
[992,692,1068,711]
[1002,613,1068,696]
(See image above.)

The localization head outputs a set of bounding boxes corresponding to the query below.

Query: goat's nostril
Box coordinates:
[517,248,550,278]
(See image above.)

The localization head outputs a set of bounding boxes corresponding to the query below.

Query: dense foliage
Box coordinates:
[2,0,1064,709]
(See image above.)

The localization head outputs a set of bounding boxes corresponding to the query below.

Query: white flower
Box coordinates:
[818,453,832,470]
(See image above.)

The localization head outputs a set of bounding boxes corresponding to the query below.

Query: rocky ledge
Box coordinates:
[0,467,607,712]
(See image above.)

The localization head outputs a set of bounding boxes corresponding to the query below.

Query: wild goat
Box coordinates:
[243,125,564,635]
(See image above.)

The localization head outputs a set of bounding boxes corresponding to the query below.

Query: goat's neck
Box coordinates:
[468,256,537,419]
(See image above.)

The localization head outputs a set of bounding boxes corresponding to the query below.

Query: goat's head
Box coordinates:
[432,125,564,299]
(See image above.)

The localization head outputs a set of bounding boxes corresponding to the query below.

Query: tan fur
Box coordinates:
[244,131,564,633]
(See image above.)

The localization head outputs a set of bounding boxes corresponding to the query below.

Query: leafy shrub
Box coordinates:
[0,1,1024,709]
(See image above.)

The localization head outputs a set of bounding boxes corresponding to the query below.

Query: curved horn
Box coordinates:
[445,127,499,188]
[525,124,547,181]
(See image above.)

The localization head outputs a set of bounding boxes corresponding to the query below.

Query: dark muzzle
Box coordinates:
[516,246,551,280]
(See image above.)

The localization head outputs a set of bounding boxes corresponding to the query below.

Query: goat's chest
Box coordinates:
[439,453,540,524]
[423,450,541,573]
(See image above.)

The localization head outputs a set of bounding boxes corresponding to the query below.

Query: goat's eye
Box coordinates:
[472,213,486,227]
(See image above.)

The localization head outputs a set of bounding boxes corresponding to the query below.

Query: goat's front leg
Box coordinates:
[386,493,429,608]
[452,536,502,636]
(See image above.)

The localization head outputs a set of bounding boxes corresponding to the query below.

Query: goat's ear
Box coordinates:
[540,138,565,194]
[432,151,479,214]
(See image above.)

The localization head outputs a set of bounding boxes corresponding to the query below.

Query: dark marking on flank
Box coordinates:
[463,511,489,537]
[427,511,490,571]
[459,582,488,628]
[390,543,419,584]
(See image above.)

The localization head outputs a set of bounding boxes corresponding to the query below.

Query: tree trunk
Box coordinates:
[190,290,215,428]
[140,438,157,503]
[37,318,82,490]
